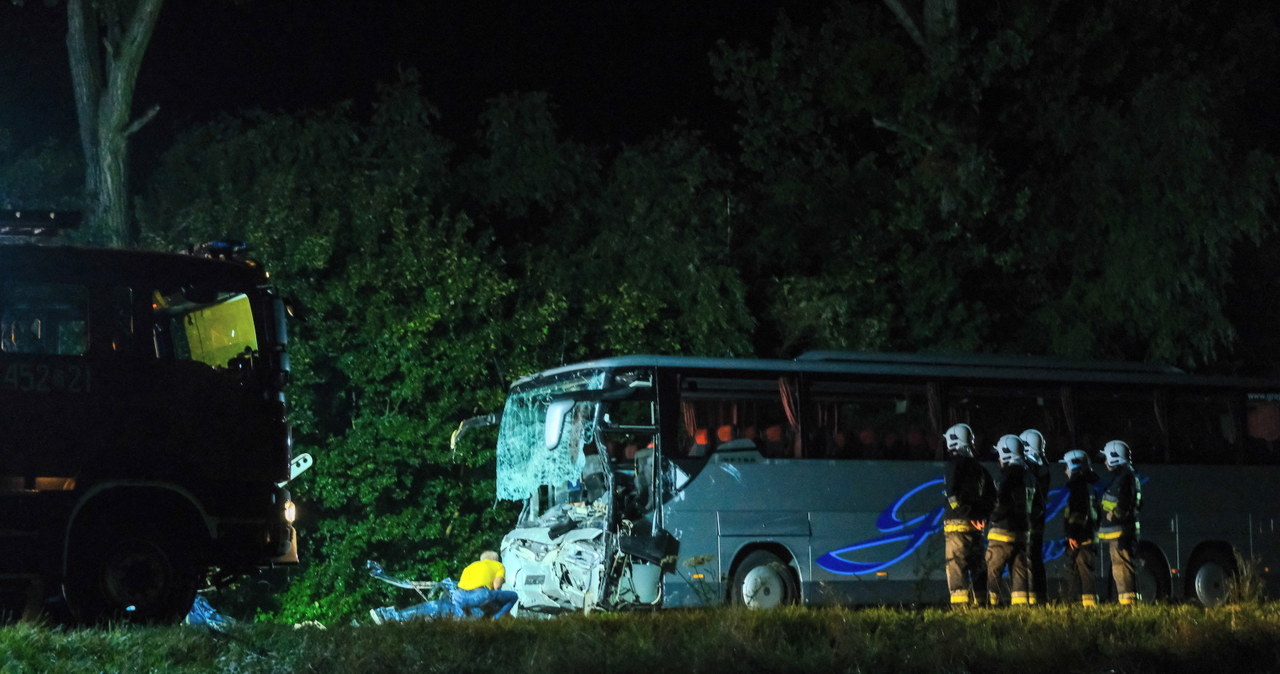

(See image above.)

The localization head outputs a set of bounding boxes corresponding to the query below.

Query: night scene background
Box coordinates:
[2,0,1279,626]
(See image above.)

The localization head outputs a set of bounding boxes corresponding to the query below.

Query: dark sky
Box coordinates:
[1,0,827,162]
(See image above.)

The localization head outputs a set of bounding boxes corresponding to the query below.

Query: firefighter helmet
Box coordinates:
[995,434,1025,466]
[1060,449,1090,475]
[944,423,975,457]
[1100,440,1131,468]
[1019,429,1046,466]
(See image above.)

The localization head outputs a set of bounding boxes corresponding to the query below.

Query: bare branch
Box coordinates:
[881,0,927,51]
[873,117,933,151]
[124,104,160,137]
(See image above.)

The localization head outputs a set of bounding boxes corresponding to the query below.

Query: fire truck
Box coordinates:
[0,211,302,624]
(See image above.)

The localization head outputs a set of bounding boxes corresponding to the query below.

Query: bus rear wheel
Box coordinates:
[730,550,798,609]
[1187,549,1236,607]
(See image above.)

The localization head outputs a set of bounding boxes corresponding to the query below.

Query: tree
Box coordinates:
[0,127,82,208]
[460,94,755,362]
[12,0,164,246]
[713,0,1278,367]
[141,78,524,621]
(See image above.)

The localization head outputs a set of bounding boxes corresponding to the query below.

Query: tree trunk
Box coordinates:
[65,0,165,248]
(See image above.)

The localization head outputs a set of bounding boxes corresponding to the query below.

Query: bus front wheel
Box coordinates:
[730,550,798,609]
[1136,546,1171,602]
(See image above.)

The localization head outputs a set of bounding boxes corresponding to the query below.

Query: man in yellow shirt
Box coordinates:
[370,551,518,623]
[454,551,519,618]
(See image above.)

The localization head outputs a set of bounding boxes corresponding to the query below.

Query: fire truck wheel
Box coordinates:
[64,522,199,625]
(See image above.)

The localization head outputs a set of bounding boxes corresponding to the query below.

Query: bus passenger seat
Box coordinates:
[763,425,786,456]
[717,424,756,451]
[858,428,883,459]
[905,428,928,460]
[689,428,711,457]
[827,429,851,459]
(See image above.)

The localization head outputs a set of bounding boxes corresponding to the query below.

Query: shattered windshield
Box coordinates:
[495,368,609,502]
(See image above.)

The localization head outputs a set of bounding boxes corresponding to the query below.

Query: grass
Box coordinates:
[3,604,1280,673]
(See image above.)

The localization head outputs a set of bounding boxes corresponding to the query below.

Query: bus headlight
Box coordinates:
[284,500,297,524]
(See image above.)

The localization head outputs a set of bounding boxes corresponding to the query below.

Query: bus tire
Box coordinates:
[64,517,199,625]
[1136,545,1171,603]
[1187,548,1236,607]
[730,550,798,609]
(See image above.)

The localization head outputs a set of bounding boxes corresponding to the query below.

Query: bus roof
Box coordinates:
[512,351,1280,392]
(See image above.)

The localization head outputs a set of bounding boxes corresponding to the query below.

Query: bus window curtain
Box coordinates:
[926,382,943,459]
[1153,389,1171,462]
[778,377,802,458]
[682,401,698,438]
[1061,385,1077,448]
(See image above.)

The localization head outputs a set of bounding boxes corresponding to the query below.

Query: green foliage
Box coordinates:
[460,101,755,361]
[713,0,1278,365]
[139,74,754,623]
[0,127,82,209]
[139,75,527,622]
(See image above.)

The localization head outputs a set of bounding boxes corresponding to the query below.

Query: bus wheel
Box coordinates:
[64,523,198,625]
[730,551,797,609]
[1187,549,1236,607]
[1136,546,1171,602]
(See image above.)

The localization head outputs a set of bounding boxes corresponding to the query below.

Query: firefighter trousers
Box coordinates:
[1028,529,1047,603]
[1064,542,1098,606]
[944,526,986,606]
[985,534,1029,605]
[1108,536,1140,605]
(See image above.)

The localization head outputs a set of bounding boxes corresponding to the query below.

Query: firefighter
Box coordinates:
[1099,440,1143,605]
[941,423,995,606]
[986,434,1031,606]
[1019,429,1050,604]
[1060,449,1101,606]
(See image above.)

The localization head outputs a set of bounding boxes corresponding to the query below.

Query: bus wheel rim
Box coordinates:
[741,565,785,608]
[1195,562,1228,605]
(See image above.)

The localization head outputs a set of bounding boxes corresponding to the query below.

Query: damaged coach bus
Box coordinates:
[497,353,1280,614]
[0,212,301,624]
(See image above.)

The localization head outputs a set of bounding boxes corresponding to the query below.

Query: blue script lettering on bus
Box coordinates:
[816,478,946,575]
[815,476,1137,575]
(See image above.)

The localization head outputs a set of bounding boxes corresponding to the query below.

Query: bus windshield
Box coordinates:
[495,368,609,503]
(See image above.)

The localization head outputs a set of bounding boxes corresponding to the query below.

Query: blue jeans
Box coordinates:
[453,587,519,618]
[389,599,463,621]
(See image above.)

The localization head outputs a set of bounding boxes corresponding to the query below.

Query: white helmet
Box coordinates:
[1059,449,1090,475]
[944,423,975,457]
[1100,440,1131,468]
[1019,429,1046,466]
[995,434,1025,466]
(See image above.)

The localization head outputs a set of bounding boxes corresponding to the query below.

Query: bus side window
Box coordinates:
[678,377,789,458]
[948,387,1068,461]
[1169,394,1234,464]
[810,381,929,460]
[1075,389,1166,465]
[1245,399,1280,464]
